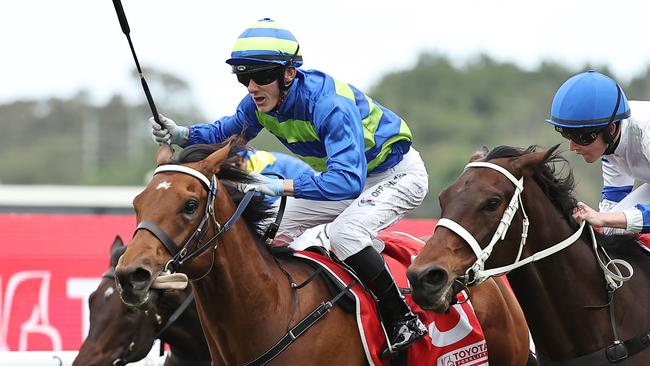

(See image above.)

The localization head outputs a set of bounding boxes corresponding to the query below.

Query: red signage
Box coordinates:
[0,213,435,351]
[0,214,135,351]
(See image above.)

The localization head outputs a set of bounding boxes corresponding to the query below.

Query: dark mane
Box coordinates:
[171,140,255,185]
[169,141,275,238]
[484,145,643,254]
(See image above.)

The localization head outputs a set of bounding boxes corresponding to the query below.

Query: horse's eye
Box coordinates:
[184,199,199,215]
[482,197,502,211]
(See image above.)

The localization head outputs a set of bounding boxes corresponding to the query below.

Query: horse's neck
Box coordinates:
[508,182,612,358]
[192,194,292,361]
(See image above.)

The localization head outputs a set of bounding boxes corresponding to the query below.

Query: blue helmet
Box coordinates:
[226,18,302,72]
[546,70,630,128]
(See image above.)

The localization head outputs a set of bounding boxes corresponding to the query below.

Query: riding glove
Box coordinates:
[150,114,189,145]
[237,179,285,197]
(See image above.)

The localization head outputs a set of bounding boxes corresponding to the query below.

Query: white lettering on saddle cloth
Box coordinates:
[437,340,489,366]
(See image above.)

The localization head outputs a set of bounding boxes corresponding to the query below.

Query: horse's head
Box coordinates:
[408,145,560,312]
[115,142,238,307]
[74,236,161,366]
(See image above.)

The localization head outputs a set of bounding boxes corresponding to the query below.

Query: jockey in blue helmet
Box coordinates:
[149,18,430,356]
[546,70,650,238]
[226,17,303,106]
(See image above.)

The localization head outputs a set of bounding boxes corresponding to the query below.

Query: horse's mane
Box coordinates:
[170,141,276,239]
[484,145,642,255]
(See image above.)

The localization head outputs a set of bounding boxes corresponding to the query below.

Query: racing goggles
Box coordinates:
[555,125,604,146]
[236,67,283,87]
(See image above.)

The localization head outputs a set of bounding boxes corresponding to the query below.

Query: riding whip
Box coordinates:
[111,0,164,130]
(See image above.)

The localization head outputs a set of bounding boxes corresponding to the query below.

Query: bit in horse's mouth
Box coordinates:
[432,285,455,313]
[119,290,153,309]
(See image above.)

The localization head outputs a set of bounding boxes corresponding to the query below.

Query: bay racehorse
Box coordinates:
[408,145,650,365]
[114,141,531,365]
[73,235,211,366]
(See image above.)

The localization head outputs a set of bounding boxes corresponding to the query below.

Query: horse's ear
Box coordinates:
[111,235,124,251]
[204,141,232,173]
[469,146,489,162]
[515,144,560,176]
[156,144,173,166]
[109,235,125,267]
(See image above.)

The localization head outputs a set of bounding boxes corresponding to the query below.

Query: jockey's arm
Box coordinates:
[282,180,295,196]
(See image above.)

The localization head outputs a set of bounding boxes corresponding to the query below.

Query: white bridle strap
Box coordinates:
[437,160,632,289]
[466,162,523,191]
[435,161,530,284]
[480,220,586,278]
[154,165,211,189]
[436,218,484,259]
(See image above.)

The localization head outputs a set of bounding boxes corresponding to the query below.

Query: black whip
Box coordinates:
[111,0,163,129]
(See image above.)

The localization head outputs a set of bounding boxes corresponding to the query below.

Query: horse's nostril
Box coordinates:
[116,267,152,291]
[130,268,152,290]
[422,268,448,290]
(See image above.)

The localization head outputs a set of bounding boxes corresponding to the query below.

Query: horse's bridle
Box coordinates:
[437,160,643,364]
[436,161,592,286]
[134,164,255,275]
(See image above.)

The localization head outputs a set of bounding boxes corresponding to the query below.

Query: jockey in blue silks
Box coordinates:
[149,18,430,355]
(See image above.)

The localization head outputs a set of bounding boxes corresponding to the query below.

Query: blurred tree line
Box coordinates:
[2,54,650,217]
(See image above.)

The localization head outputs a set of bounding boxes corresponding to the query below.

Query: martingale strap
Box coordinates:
[241,280,356,366]
[152,292,195,340]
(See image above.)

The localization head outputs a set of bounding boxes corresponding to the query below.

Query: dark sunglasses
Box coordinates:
[555,125,604,146]
[236,67,283,87]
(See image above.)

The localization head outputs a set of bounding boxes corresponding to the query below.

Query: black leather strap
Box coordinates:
[262,195,287,243]
[136,221,179,256]
[153,292,195,340]
[241,280,356,366]
[180,190,256,264]
[620,329,650,360]
[537,328,650,365]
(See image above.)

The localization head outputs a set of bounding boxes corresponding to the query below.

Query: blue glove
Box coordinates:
[238,179,285,197]
[150,114,189,145]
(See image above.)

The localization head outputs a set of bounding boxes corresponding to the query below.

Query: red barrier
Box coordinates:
[0,213,436,351]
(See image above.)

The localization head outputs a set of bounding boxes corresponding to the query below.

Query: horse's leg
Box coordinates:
[468,277,530,366]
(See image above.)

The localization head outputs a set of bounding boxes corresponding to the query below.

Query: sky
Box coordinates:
[3,0,650,118]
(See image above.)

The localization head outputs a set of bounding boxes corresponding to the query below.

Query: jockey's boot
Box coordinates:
[344,246,427,358]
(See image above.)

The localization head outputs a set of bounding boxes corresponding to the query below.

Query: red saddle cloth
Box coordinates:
[293,231,488,366]
[640,234,650,251]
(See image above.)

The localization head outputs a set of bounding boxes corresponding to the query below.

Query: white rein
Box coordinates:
[435,161,633,288]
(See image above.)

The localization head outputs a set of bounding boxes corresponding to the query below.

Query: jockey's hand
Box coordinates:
[150,114,189,145]
[572,201,627,229]
[237,179,285,197]
[572,202,601,226]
